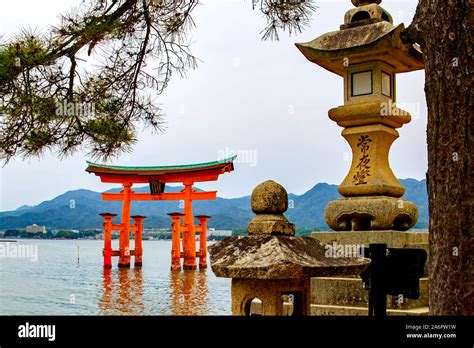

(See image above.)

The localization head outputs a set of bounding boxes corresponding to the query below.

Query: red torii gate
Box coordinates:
[86,156,236,270]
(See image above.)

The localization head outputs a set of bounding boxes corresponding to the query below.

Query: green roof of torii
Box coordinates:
[86,155,237,176]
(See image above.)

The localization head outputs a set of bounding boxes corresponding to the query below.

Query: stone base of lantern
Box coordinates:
[325,196,419,231]
[310,303,429,316]
[310,230,429,316]
[312,230,428,255]
[310,277,429,316]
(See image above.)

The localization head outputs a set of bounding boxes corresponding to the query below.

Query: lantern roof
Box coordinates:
[209,235,369,279]
[295,1,424,76]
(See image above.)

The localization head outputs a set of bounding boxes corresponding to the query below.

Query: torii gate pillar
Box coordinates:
[118,183,133,268]
[183,182,197,270]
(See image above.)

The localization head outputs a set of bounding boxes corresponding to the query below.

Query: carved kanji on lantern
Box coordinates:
[353,135,372,186]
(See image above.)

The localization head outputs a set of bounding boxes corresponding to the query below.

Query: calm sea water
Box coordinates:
[0,239,231,315]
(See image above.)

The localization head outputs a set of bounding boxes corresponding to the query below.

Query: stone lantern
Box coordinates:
[296,0,424,231]
[209,180,369,316]
[295,0,429,315]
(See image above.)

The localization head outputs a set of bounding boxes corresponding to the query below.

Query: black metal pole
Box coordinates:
[368,244,387,317]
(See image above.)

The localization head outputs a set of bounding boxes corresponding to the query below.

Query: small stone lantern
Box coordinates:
[209,180,369,316]
[296,0,424,231]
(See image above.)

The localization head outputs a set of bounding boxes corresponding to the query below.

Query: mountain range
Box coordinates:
[0,179,429,231]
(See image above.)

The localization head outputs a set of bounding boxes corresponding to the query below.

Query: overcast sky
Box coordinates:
[0,0,427,212]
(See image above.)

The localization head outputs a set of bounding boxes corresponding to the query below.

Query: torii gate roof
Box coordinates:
[86,155,236,183]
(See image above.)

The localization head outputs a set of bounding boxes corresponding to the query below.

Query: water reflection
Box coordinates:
[169,270,209,316]
[98,267,210,315]
[99,268,145,315]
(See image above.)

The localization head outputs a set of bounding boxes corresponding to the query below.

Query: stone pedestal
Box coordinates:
[310,230,429,315]
[323,103,419,232]
[338,123,404,197]
[310,277,429,316]
[325,197,419,231]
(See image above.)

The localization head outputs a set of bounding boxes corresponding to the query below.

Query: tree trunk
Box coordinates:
[402,0,473,315]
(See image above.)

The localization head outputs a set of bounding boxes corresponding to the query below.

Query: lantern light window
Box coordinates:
[351,70,373,96]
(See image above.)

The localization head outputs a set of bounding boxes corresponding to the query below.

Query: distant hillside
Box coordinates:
[0,179,428,231]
